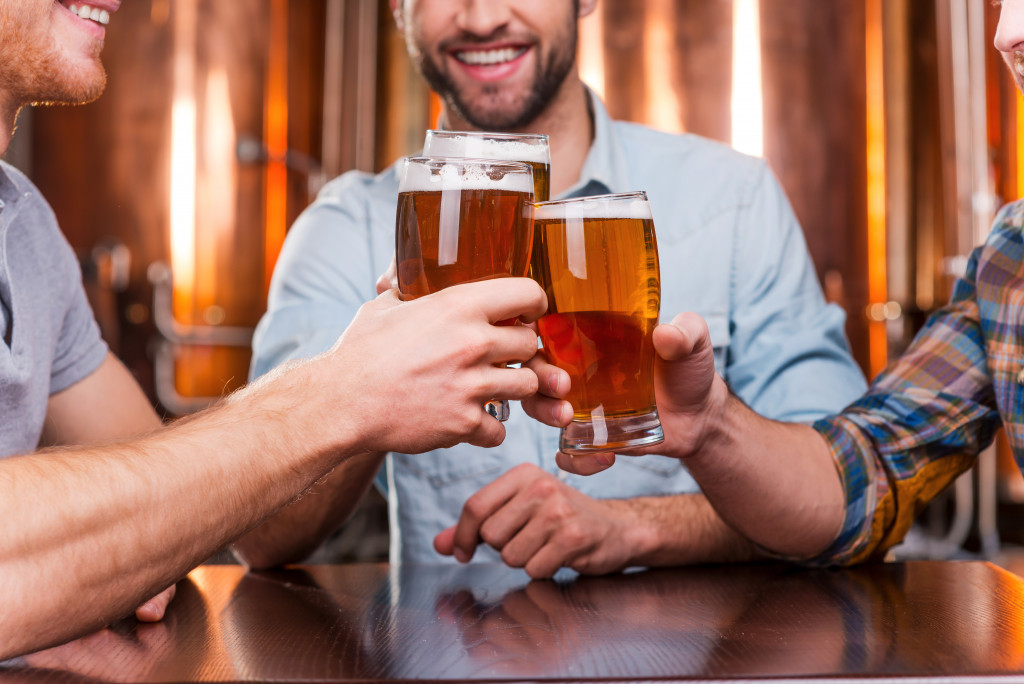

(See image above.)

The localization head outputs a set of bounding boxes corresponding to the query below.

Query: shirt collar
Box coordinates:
[559,88,633,199]
[0,162,19,208]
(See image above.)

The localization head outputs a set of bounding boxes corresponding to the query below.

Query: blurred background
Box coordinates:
[6,0,1022,565]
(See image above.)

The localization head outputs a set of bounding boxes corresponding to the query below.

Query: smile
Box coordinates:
[60,2,111,25]
[454,46,528,67]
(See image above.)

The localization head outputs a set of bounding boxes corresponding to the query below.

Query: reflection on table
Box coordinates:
[4,561,1024,682]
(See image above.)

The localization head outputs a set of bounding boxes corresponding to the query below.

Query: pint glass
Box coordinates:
[531,192,664,453]
[395,156,535,421]
[423,130,551,202]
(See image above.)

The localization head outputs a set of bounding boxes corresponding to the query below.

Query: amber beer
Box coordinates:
[423,130,551,202]
[395,157,535,422]
[532,192,663,453]
[396,157,535,298]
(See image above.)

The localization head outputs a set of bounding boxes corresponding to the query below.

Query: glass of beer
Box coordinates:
[423,130,551,202]
[531,192,664,453]
[396,156,535,421]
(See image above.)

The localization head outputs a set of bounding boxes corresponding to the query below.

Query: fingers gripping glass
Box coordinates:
[395,156,536,421]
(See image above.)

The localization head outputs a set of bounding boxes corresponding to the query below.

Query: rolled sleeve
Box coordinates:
[797,245,1002,566]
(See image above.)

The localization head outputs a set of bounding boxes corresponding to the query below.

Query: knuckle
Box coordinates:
[462,496,488,522]
[501,546,526,568]
[560,523,590,550]
[529,476,560,500]
[478,521,504,549]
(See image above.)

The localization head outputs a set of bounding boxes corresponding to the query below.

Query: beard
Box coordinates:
[0,7,107,111]
[412,25,578,131]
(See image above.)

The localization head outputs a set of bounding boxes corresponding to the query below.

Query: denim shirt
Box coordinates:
[251,94,867,565]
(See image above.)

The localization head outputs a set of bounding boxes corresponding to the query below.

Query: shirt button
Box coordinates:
[1016,368,1024,386]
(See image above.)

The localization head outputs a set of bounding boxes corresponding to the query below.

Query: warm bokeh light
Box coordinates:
[577,2,606,100]
[264,0,289,295]
[198,67,237,313]
[731,0,763,156]
[170,0,198,322]
[644,0,682,133]
[866,0,888,376]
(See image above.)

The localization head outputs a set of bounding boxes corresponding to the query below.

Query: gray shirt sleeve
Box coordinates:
[49,228,108,395]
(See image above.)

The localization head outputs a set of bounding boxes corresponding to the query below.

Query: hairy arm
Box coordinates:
[230,450,385,568]
[0,280,550,659]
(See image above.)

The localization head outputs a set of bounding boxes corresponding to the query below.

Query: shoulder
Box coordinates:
[0,161,78,272]
[279,165,398,256]
[312,165,400,215]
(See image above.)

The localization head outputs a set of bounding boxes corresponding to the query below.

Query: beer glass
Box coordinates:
[531,192,664,453]
[396,156,535,421]
[423,130,551,202]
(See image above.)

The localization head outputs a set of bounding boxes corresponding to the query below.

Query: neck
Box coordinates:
[442,71,594,198]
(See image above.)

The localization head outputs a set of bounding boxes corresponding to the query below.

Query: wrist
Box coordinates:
[693,374,733,457]
[607,498,660,566]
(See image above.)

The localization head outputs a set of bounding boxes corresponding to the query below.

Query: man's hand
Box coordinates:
[317,278,549,455]
[134,585,176,622]
[550,311,726,476]
[434,463,649,579]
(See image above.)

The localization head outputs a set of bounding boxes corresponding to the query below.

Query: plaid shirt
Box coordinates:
[813,199,1024,565]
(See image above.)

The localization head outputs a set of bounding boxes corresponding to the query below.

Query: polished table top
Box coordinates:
[4,561,1024,683]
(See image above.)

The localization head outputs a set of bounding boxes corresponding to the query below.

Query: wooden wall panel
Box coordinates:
[673,0,733,143]
[29,0,326,408]
[760,0,870,371]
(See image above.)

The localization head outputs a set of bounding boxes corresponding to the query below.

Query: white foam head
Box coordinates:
[534,194,652,221]
[424,132,550,165]
[399,157,534,194]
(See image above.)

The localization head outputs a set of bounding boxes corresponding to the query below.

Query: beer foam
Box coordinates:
[425,134,550,164]
[534,195,652,221]
[399,158,534,194]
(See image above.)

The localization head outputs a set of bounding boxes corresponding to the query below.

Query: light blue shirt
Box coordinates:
[251,94,867,565]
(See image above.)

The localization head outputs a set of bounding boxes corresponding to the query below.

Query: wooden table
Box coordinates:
[4,561,1024,682]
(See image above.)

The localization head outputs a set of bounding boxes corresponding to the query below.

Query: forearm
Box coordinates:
[0,364,360,659]
[610,493,763,567]
[231,450,386,568]
[678,377,846,559]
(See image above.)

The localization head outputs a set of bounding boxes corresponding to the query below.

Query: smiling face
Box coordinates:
[0,0,119,113]
[396,0,583,131]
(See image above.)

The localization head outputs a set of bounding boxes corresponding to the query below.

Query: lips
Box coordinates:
[454,46,529,67]
[56,0,121,25]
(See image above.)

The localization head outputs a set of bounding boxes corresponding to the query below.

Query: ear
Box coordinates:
[390,0,405,32]
[578,0,597,20]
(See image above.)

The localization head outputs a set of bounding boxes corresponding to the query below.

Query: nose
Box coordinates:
[455,0,512,38]
[995,0,1024,54]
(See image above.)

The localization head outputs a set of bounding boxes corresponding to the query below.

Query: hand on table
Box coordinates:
[434,463,646,579]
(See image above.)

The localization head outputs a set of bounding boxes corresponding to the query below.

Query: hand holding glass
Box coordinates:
[531,192,664,453]
[395,156,535,421]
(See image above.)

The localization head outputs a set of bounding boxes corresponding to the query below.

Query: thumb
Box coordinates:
[653,312,712,362]
[652,312,717,413]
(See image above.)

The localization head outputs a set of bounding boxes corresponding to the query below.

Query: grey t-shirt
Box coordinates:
[0,161,108,457]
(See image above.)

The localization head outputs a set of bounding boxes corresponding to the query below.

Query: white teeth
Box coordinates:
[456,47,527,66]
[67,3,110,25]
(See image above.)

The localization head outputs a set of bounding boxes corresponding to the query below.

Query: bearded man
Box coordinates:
[243,0,867,577]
